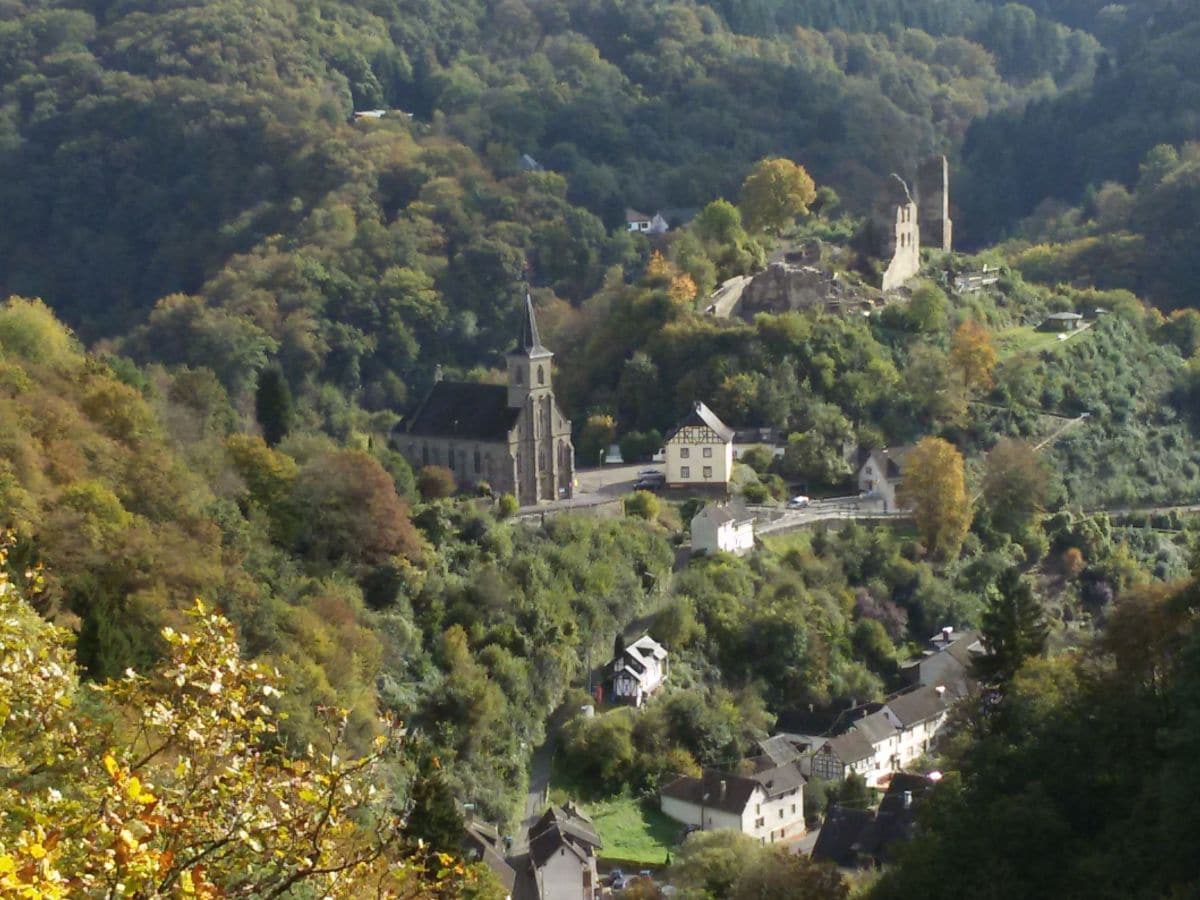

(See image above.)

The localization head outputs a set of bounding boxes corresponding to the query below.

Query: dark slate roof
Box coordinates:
[510,293,551,358]
[665,402,735,444]
[885,685,948,727]
[660,770,761,816]
[462,821,515,892]
[746,760,806,799]
[857,774,934,863]
[852,710,897,746]
[812,805,872,867]
[527,804,600,869]
[824,730,876,765]
[756,734,803,768]
[405,382,519,441]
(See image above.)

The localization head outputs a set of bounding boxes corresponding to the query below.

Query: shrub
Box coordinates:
[625,490,660,520]
[417,465,457,501]
[497,493,519,518]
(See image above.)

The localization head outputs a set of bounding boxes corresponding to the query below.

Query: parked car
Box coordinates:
[637,467,662,476]
[634,474,665,491]
[786,495,811,509]
[607,869,625,887]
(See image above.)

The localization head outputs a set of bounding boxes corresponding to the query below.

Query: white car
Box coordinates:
[786,495,810,509]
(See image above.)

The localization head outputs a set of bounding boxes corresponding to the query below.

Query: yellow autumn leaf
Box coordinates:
[103,754,120,779]
[0,854,15,874]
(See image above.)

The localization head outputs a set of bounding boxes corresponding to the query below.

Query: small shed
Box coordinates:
[1040,311,1083,332]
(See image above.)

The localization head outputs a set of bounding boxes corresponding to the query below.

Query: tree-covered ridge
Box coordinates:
[0,0,1089,360]
[871,574,1200,900]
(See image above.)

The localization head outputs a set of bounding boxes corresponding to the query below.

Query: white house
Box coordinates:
[626,209,669,234]
[857,446,913,512]
[691,503,755,556]
[664,402,734,491]
[513,804,601,900]
[731,427,786,462]
[609,635,669,707]
[660,760,805,846]
[809,682,957,788]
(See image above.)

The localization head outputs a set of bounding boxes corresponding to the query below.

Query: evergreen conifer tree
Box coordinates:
[255,365,294,447]
[974,568,1049,685]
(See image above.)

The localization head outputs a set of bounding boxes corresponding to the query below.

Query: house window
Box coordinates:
[703,447,712,459]
[791,804,796,814]
[756,804,761,815]
[681,466,690,478]
[515,367,523,385]
[779,809,784,819]
[680,447,690,459]
[703,466,712,478]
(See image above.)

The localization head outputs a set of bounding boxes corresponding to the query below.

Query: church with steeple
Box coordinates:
[398,295,575,506]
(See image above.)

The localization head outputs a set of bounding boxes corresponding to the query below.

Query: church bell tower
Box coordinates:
[507,293,553,408]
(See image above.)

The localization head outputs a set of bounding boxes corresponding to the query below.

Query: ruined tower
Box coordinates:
[917,155,952,253]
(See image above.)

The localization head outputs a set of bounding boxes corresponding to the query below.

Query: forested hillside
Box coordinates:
[4,0,1200,893]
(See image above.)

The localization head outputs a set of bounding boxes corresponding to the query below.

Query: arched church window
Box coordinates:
[515,366,523,385]
[537,365,545,385]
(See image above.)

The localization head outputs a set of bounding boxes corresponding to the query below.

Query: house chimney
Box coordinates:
[903,790,913,810]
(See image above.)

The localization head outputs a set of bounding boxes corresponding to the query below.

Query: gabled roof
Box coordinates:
[462,821,516,892]
[824,730,876,765]
[861,446,913,481]
[660,770,762,816]
[629,634,668,661]
[852,710,897,746]
[812,805,872,867]
[692,502,754,528]
[884,685,948,727]
[665,402,735,444]
[405,382,520,442]
[527,804,600,869]
[756,734,803,768]
[745,759,806,799]
[626,208,651,222]
[509,293,551,358]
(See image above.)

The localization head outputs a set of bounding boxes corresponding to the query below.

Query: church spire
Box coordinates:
[513,292,550,357]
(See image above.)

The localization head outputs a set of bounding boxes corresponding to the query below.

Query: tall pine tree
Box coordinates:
[973,567,1048,685]
[255,366,293,447]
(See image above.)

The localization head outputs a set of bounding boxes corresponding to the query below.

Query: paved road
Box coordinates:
[752,495,906,535]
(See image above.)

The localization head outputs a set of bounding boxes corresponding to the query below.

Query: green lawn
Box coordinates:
[583,794,679,865]
[994,324,1085,359]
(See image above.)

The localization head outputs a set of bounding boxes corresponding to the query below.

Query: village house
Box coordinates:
[625,209,669,234]
[690,503,755,556]
[1040,311,1084,332]
[510,804,601,900]
[399,295,574,507]
[660,758,806,846]
[609,634,669,708]
[664,402,734,492]
[809,681,958,788]
[901,626,983,698]
[813,772,937,868]
[462,820,515,899]
[857,446,913,512]
[731,426,786,462]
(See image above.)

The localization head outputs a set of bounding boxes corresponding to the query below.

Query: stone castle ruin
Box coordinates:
[873,155,953,291]
[917,155,952,253]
